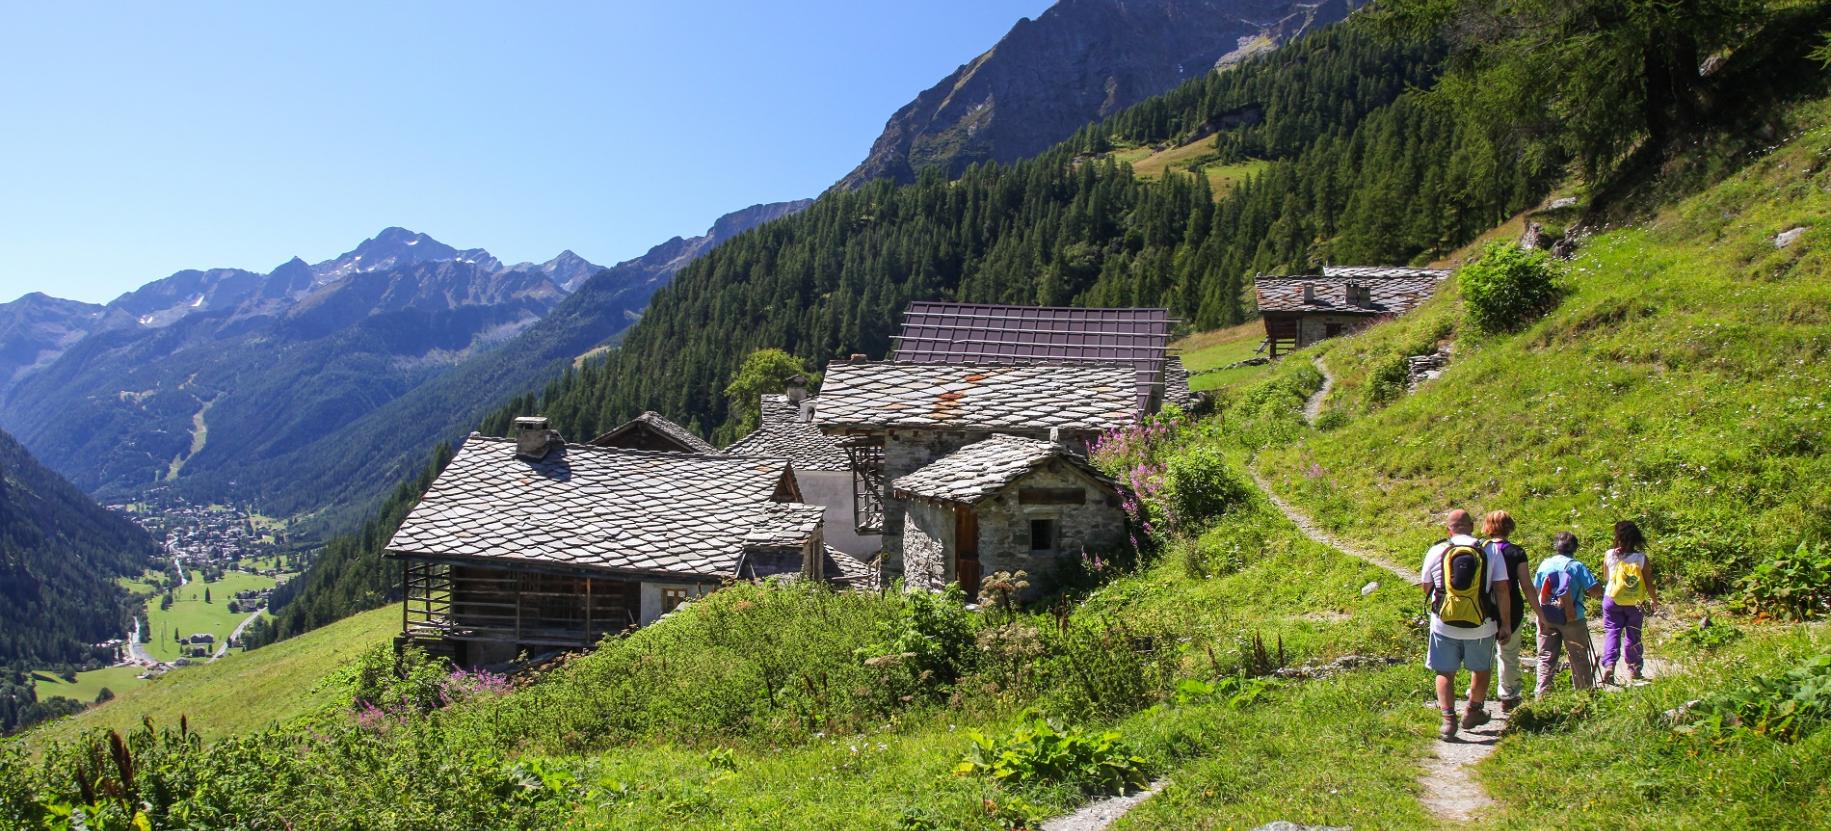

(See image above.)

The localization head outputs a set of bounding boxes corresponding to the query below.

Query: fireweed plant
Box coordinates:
[1089,406,1187,550]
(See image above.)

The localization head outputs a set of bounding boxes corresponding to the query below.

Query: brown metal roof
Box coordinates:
[890,302,1172,410]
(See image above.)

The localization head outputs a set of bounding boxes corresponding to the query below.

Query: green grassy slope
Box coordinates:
[1263,105,1831,597]
[142,570,279,662]
[1245,101,1831,827]
[23,605,397,747]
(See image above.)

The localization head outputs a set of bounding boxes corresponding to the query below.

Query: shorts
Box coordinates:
[1426,631,1496,674]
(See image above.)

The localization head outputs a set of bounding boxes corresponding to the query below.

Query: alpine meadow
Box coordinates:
[4,2,1830,830]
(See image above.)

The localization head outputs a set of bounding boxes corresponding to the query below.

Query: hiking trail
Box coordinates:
[1250,353,1682,826]
[1041,780,1167,831]
[1303,356,1333,425]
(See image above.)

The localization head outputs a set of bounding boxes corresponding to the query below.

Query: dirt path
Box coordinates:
[1041,781,1166,831]
[1248,466,1413,582]
[1303,356,1333,425]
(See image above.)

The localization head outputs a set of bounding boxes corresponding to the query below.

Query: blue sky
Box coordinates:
[0,2,1052,303]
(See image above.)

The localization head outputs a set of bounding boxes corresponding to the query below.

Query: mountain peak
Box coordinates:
[313,228,463,281]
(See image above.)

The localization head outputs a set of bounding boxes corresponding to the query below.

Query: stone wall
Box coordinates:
[880,427,1097,569]
[1296,314,1376,348]
[902,499,954,591]
[900,459,1127,596]
[972,460,1126,595]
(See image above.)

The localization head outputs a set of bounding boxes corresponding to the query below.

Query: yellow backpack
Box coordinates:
[1607,558,1649,605]
[1433,542,1492,627]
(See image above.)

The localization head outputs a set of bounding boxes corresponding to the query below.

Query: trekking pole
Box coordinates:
[1580,621,1603,688]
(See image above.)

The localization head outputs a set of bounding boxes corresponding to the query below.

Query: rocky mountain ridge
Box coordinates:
[835,0,1354,189]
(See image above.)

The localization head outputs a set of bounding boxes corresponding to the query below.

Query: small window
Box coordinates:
[1325,323,1345,338]
[1029,519,1058,551]
[660,587,692,614]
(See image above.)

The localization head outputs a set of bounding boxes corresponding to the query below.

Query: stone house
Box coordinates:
[893,435,1125,595]
[384,417,829,665]
[815,360,1138,592]
[725,379,882,559]
[588,411,718,454]
[1255,268,1447,358]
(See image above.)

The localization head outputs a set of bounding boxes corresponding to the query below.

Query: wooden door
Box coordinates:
[954,507,981,598]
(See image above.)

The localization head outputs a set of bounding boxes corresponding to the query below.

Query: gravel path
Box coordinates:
[1041,781,1166,831]
[1303,356,1334,425]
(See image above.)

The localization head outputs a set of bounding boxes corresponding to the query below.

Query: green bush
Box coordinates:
[1165,447,1251,529]
[857,584,978,708]
[1677,655,1831,743]
[1739,542,1831,621]
[1458,243,1562,333]
[955,711,1151,796]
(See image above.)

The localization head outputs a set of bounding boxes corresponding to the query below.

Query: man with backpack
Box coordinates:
[1534,531,1604,697]
[1418,509,1511,741]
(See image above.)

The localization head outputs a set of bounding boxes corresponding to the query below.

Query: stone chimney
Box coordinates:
[513,416,563,461]
[784,374,808,404]
[848,353,868,363]
[1302,283,1318,304]
[1346,282,1371,307]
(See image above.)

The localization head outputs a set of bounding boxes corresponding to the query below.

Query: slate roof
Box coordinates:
[815,362,1137,433]
[588,411,718,454]
[823,546,877,588]
[891,434,1119,504]
[1253,273,1446,315]
[742,503,827,549]
[890,302,1172,411]
[725,395,851,471]
[385,435,817,579]
[1321,266,1451,280]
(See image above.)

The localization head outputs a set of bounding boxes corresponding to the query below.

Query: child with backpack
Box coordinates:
[1419,509,1511,740]
[1482,511,1532,712]
[1601,520,1658,684]
[1534,531,1603,697]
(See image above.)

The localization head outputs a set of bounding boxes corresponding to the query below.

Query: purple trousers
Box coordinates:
[1601,598,1644,672]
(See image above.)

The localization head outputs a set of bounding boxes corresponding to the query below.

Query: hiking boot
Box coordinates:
[1499,697,1523,714]
[1461,705,1491,730]
[1439,710,1459,741]
[1627,667,1645,683]
[1600,668,1616,686]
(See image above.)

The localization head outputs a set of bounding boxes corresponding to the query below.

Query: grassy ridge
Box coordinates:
[23,606,397,747]
[1262,105,1831,596]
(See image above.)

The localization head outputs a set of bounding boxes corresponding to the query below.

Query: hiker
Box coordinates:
[1533,531,1603,697]
[1601,520,1658,684]
[1419,509,1510,740]
[1482,511,1531,712]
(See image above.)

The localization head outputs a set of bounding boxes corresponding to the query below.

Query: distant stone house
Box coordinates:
[588,411,718,454]
[725,379,882,558]
[384,417,828,665]
[893,435,1125,595]
[1255,268,1448,358]
[815,360,1138,595]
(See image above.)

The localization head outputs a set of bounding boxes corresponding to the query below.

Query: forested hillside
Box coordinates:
[0,428,160,732]
[483,26,1556,446]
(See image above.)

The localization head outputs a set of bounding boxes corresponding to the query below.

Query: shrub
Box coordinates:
[1164,447,1250,530]
[955,711,1151,796]
[1739,542,1831,621]
[1673,617,1745,651]
[858,585,977,706]
[1458,243,1562,333]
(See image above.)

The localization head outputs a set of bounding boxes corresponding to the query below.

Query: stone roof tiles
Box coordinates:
[1321,266,1452,280]
[385,435,817,579]
[1163,356,1197,411]
[815,362,1138,433]
[588,410,718,454]
[1253,272,1446,315]
[725,395,851,471]
[891,434,1119,504]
